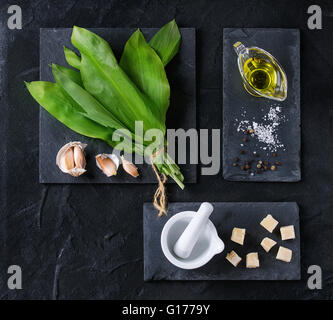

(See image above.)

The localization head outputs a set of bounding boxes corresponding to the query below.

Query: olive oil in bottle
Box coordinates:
[233,42,287,101]
[243,57,277,94]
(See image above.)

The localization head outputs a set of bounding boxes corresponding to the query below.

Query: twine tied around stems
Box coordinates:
[151,148,167,217]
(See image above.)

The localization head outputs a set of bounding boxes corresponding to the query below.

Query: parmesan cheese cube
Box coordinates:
[231,227,246,245]
[246,252,259,268]
[280,225,295,240]
[276,246,292,262]
[260,237,277,252]
[226,250,242,267]
[260,214,279,233]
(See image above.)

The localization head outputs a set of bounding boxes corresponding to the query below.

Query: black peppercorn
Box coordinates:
[240,150,245,155]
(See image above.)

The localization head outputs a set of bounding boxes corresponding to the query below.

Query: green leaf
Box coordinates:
[51,64,83,86]
[120,29,170,124]
[26,81,112,140]
[52,63,147,147]
[70,26,165,135]
[25,81,135,153]
[64,46,81,69]
[52,63,128,131]
[149,19,181,66]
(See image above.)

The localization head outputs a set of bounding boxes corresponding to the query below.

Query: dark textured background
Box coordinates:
[0,0,333,299]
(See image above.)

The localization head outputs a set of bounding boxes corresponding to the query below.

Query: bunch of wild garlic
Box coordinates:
[26,20,184,215]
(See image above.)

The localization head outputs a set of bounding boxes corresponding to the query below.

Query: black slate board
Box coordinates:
[39,28,196,184]
[223,28,301,182]
[144,202,300,281]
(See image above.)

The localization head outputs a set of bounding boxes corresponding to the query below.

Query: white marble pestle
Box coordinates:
[173,202,214,259]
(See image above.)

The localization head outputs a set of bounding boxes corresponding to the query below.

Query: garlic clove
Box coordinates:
[121,155,139,178]
[60,147,75,172]
[67,167,87,177]
[56,141,87,177]
[95,153,119,177]
[73,145,86,169]
[97,157,116,177]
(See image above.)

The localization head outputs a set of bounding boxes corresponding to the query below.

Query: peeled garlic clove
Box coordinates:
[56,141,87,177]
[96,154,119,177]
[121,155,139,178]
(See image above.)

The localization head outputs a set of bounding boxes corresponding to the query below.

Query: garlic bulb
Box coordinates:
[95,154,119,177]
[121,156,139,178]
[56,141,87,177]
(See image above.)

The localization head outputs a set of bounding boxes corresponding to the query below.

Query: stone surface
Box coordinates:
[144,202,300,280]
[39,28,196,184]
[1,0,333,300]
[223,28,301,182]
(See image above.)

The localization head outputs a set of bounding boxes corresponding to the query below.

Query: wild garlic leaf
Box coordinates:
[71,26,164,135]
[120,29,170,124]
[149,19,181,66]
[64,46,81,70]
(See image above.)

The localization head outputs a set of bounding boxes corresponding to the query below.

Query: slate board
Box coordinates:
[223,28,301,182]
[144,202,300,281]
[39,28,196,184]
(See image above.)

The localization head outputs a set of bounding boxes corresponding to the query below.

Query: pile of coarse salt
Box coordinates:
[236,105,286,152]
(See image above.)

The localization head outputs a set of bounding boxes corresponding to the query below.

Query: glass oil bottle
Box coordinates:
[233,42,287,101]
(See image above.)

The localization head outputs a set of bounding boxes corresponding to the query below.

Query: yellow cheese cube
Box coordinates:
[260,214,279,233]
[226,250,242,267]
[276,246,292,262]
[280,225,295,240]
[231,227,246,245]
[246,252,259,268]
[260,237,277,252]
